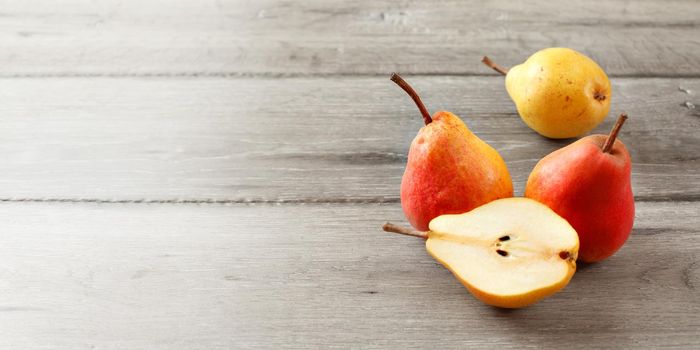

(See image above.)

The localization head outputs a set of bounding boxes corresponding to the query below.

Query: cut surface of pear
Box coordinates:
[426,198,579,308]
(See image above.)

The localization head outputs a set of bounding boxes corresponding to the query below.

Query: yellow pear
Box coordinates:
[483,48,611,139]
[383,198,579,308]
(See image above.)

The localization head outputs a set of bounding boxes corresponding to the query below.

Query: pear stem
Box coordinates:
[390,73,432,125]
[382,222,429,239]
[602,113,628,153]
[481,56,509,75]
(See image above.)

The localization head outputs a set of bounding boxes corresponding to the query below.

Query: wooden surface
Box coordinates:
[0,1,698,349]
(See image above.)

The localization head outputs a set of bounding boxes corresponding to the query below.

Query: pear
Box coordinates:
[383,198,579,308]
[483,48,611,139]
[391,73,513,231]
[525,114,634,262]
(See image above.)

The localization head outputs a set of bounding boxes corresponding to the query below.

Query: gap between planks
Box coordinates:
[0,196,696,205]
[0,197,400,205]
[1,72,700,79]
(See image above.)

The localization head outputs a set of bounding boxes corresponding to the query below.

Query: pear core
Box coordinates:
[426,198,579,308]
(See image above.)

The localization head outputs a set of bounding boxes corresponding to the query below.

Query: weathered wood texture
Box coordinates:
[0,0,698,76]
[0,77,697,201]
[0,201,697,349]
[1,0,699,349]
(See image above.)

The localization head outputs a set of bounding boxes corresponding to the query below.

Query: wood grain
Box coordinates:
[1,1,698,348]
[0,76,697,201]
[0,201,697,349]
[0,0,697,76]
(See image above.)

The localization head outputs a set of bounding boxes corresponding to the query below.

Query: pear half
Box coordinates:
[426,198,578,308]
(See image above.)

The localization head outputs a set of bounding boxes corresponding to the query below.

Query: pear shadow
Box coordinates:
[474,262,634,348]
[546,137,577,144]
[574,260,596,271]
[539,136,578,150]
[487,305,521,315]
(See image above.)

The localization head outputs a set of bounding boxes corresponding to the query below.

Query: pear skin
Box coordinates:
[427,198,578,308]
[390,73,513,231]
[484,48,611,139]
[383,198,579,308]
[401,111,513,230]
[525,115,635,262]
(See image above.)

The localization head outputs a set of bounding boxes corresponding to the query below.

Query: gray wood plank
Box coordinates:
[0,0,697,76]
[0,201,697,349]
[0,76,697,201]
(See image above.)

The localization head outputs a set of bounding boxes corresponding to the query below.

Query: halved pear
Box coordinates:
[426,198,578,308]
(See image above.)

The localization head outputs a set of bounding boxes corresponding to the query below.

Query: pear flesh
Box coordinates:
[426,198,579,308]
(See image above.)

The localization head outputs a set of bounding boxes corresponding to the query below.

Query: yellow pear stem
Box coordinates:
[382,222,429,239]
[481,56,509,75]
[390,73,432,125]
[602,113,628,153]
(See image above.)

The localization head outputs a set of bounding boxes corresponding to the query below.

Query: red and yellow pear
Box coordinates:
[390,73,513,231]
[525,114,635,262]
